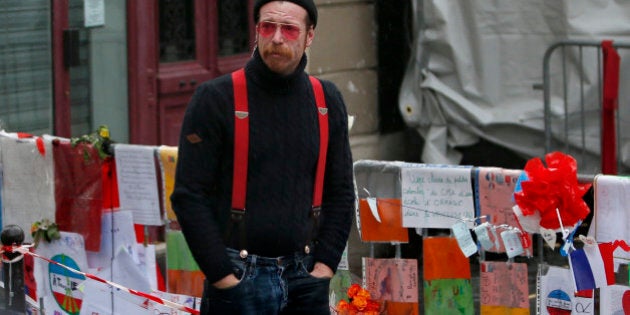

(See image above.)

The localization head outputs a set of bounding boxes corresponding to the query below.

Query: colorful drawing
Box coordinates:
[424,279,474,315]
[157,145,178,220]
[538,265,595,315]
[48,254,86,315]
[475,167,532,253]
[423,237,474,314]
[167,230,205,297]
[363,258,419,315]
[546,289,572,315]
[480,261,529,314]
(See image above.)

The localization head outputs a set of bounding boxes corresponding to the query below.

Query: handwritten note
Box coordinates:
[591,175,630,240]
[114,144,162,226]
[476,167,521,225]
[590,175,630,263]
[452,221,478,257]
[476,167,533,253]
[86,211,139,270]
[480,261,529,309]
[401,165,475,228]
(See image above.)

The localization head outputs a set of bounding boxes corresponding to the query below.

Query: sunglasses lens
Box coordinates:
[280,25,300,40]
[258,22,277,37]
[257,22,301,40]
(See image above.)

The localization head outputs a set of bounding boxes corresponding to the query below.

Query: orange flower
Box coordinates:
[336,283,381,315]
[351,295,368,311]
[347,283,362,299]
[365,300,380,312]
[357,288,371,299]
[337,300,352,314]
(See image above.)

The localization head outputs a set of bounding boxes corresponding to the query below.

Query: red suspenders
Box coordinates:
[230,68,329,220]
[309,76,329,212]
[231,69,249,214]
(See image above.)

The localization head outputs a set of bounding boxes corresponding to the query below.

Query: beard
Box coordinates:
[259,43,300,75]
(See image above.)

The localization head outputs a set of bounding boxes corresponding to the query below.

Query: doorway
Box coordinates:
[127,0,255,145]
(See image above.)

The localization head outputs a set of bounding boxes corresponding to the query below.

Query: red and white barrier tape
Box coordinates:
[1,244,32,263]
[1,244,200,315]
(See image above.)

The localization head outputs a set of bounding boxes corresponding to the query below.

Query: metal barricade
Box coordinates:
[542,39,630,175]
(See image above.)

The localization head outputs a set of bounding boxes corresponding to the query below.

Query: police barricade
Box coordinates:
[542,39,630,175]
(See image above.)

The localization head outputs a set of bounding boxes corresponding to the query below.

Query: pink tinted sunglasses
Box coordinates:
[257,21,302,40]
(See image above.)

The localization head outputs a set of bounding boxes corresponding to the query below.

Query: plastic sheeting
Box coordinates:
[399,0,630,173]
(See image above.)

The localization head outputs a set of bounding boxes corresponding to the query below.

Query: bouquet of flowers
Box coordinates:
[31,218,60,247]
[336,283,382,315]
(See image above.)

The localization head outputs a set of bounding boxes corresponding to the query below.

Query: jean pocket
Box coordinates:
[206,283,245,314]
[202,277,246,314]
[297,254,331,280]
[232,260,247,281]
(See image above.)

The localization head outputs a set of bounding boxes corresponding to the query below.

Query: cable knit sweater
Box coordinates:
[171,49,355,284]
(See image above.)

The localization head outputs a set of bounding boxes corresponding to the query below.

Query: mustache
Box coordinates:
[261,45,293,58]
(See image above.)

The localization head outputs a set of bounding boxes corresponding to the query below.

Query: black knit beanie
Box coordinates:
[254,0,318,28]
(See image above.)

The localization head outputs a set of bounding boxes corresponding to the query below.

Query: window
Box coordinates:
[0,3,53,135]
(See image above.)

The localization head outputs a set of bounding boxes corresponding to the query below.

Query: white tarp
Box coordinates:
[400,0,630,174]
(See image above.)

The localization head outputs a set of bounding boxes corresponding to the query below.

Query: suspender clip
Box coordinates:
[311,206,322,219]
[231,209,245,222]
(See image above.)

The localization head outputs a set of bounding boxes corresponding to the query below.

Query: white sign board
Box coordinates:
[84,0,105,27]
[401,164,475,229]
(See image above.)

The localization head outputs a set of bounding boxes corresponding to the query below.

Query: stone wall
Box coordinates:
[308,0,407,277]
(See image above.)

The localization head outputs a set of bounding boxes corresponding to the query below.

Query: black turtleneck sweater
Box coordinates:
[171,50,354,284]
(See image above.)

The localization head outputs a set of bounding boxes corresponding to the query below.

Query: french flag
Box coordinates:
[568,242,615,291]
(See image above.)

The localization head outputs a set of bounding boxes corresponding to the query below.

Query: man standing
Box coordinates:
[171,0,355,314]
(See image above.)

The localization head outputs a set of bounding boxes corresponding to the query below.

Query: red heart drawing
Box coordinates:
[622,290,630,314]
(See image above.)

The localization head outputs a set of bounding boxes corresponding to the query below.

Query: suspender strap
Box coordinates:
[231,68,248,216]
[307,76,328,250]
[225,68,248,248]
[309,76,329,213]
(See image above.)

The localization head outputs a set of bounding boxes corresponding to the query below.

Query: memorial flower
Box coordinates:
[336,283,382,315]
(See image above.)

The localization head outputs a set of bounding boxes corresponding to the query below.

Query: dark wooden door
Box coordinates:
[128,0,254,145]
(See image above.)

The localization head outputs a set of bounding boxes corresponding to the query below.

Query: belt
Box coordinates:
[226,247,309,267]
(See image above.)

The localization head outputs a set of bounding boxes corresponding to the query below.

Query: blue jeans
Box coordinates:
[200,248,332,315]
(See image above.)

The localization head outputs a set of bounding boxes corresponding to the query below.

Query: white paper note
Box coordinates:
[401,164,475,228]
[114,144,162,226]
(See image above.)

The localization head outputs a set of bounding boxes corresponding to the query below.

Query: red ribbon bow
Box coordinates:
[514,152,591,230]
